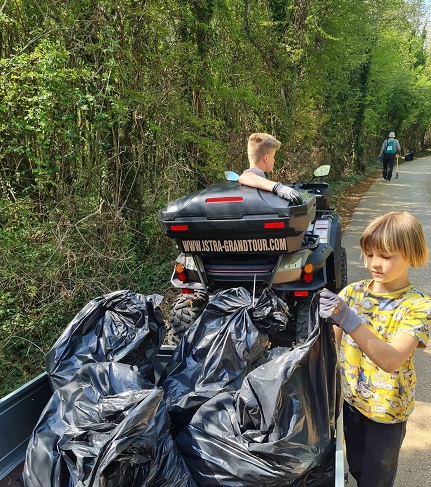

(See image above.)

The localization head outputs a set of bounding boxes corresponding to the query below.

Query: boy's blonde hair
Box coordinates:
[247,133,281,165]
[360,211,428,268]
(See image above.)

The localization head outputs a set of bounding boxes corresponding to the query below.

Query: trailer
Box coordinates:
[0,345,346,487]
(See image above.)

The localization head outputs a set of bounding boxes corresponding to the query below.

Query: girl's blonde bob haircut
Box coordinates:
[360,211,428,268]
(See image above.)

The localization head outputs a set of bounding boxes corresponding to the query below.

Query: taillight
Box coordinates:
[177,272,187,282]
[303,273,313,283]
[302,263,314,283]
[174,263,187,282]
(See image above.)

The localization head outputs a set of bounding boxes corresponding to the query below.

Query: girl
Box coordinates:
[320,211,431,487]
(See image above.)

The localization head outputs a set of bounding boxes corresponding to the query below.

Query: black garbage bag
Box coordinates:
[46,290,165,391]
[404,150,414,161]
[159,287,289,435]
[175,294,341,486]
[22,362,197,487]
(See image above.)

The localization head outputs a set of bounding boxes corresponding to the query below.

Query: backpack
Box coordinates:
[385,139,396,154]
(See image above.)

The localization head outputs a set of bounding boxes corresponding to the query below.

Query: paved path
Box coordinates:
[341,155,431,487]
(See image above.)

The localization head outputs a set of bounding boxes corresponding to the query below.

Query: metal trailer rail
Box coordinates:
[335,412,345,485]
[0,372,52,482]
[0,345,346,486]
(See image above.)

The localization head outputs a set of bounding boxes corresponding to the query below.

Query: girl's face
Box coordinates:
[365,249,410,293]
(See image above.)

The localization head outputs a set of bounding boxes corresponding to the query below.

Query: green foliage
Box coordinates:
[0,41,93,197]
[0,196,175,396]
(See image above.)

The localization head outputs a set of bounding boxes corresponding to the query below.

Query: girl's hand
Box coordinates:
[319,288,362,334]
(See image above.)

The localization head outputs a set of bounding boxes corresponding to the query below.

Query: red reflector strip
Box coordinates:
[207,269,271,274]
[170,225,188,231]
[294,291,309,297]
[181,289,194,294]
[264,222,285,229]
[206,197,243,203]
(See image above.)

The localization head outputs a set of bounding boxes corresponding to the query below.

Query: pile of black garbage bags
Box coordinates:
[22,287,341,487]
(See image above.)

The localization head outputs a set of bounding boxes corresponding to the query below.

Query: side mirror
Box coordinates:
[314,165,330,177]
[225,170,240,182]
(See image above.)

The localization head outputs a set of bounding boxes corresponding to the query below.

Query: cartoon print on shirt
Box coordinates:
[379,297,404,312]
[362,297,378,310]
[359,380,374,399]
[389,399,402,410]
[338,280,430,423]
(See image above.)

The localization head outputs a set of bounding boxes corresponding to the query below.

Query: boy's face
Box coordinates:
[263,148,277,172]
[365,249,410,293]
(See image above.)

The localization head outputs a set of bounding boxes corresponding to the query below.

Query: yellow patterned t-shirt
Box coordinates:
[339,280,431,424]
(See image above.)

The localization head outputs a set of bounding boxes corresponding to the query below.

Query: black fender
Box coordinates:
[327,213,345,290]
[327,213,342,258]
[316,211,344,291]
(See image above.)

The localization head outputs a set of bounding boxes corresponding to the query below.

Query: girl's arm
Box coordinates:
[348,325,419,373]
[333,326,343,348]
[320,288,424,372]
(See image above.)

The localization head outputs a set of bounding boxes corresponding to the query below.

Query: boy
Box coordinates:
[239,133,302,204]
[319,211,431,487]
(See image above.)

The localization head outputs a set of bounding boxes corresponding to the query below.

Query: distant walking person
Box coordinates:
[379,131,401,182]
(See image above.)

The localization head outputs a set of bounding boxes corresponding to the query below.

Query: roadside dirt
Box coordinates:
[336,170,380,233]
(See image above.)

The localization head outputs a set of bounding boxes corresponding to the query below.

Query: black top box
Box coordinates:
[159,183,316,255]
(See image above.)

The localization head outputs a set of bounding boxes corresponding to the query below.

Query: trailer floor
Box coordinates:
[0,463,23,487]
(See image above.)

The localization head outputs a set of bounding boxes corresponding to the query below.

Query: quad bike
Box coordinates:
[159,165,347,346]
